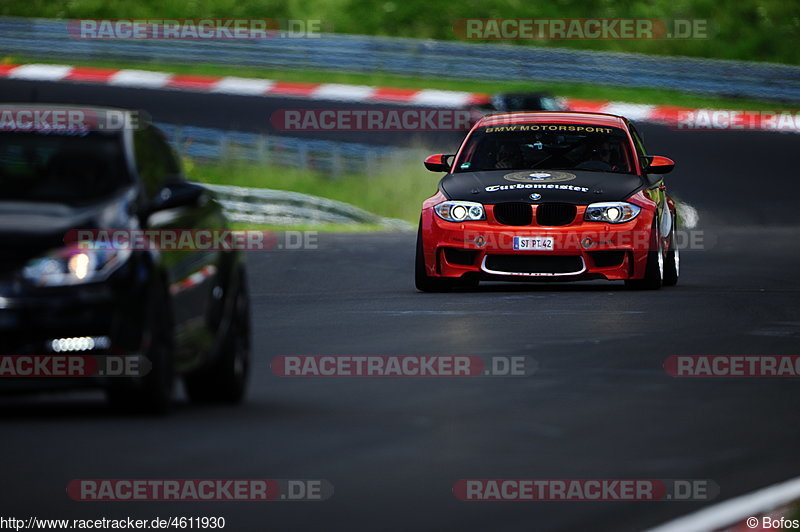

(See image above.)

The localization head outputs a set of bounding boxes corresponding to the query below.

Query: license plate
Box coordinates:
[513,237,554,251]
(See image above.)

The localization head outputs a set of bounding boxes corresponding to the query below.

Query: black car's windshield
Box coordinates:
[0,131,131,205]
[454,123,636,174]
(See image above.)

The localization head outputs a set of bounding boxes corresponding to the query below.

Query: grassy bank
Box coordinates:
[190,159,437,224]
[229,222,392,232]
[1,0,797,64]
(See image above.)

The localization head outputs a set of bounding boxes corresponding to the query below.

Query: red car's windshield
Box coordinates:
[454,123,636,174]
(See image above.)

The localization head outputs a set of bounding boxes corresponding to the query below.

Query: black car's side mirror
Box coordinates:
[150,181,206,214]
[424,154,455,172]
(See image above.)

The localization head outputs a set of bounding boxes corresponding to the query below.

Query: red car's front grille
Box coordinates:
[493,203,532,226]
[484,254,584,275]
[536,203,577,226]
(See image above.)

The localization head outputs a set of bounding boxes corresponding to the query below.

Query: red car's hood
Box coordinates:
[440,169,644,205]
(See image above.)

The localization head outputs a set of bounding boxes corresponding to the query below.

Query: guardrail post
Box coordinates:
[331,146,343,177]
[365,149,378,176]
[257,134,268,165]
[173,125,184,158]
[219,133,230,162]
[298,143,309,170]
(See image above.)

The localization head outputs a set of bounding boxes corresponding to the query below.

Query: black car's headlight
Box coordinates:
[584,202,641,224]
[22,245,132,287]
[434,201,485,222]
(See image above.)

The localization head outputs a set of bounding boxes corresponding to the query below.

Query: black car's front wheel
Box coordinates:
[106,280,174,414]
[184,270,251,404]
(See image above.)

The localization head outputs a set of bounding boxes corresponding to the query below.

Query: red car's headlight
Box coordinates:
[584,202,641,224]
[434,201,485,222]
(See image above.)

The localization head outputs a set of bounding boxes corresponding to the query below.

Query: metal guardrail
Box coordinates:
[157,123,419,177]
[199,183,413,230]
[158,125,417,228]
[1,17,799,101]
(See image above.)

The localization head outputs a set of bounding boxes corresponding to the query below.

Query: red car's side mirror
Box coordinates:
[424,154,454,172]
[646,155,675,174]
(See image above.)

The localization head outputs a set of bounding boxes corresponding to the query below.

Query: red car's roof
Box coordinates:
[476,111,628,129]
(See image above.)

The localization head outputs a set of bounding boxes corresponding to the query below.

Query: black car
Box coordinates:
[467,92,564,128]
[0,105,250,412]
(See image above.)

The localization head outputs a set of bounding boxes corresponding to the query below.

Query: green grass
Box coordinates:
[3,54,785,110]
[190,159,437,225]
[1,0,798,64]
[230,222,392,232]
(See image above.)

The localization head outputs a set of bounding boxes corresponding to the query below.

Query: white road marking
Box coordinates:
[646,475,800,532]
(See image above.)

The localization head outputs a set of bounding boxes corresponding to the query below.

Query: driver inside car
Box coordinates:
[494,142,524,169]
[579,139,620,171]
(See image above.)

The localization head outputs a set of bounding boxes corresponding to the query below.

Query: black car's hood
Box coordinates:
[440,169,644,205]
[0,189,137,269]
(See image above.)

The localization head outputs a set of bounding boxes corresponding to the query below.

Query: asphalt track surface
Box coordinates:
[0,78,464,148]
[1,79,800,531]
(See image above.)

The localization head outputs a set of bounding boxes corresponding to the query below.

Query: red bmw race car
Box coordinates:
[415,111,679,291]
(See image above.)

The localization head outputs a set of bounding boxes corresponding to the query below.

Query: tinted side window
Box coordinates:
[134,127,161,198]
[629,124,648,158]
[628,124,650,173]
[134,127,181,197]
[151,127,181,179]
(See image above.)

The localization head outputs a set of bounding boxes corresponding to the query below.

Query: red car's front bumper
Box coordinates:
[419,193,659,282]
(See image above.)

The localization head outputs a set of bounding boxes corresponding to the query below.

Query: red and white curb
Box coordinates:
[561,98,800,133]
[1,63,797,132]
[0,63,486,108]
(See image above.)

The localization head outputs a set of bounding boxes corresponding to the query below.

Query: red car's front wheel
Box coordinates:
[625,220,670,290]
[663,222,680,287]
[415,223,454,292]
[415,222,478,292]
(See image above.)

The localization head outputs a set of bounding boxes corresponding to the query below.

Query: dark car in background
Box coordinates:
[0,105,251,412]
[467,92,565,128]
